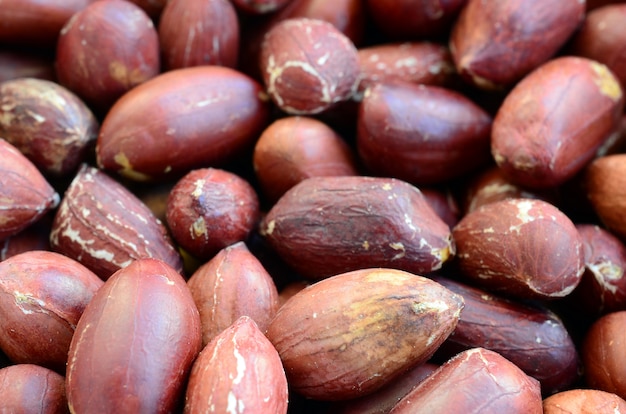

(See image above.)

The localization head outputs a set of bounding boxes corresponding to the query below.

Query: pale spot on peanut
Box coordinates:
[13,291,47,315]
[389,242,406,260]
[191,217,207,239]
[192,179,205,198]
[590,60,622,101]
[113,152,151,181]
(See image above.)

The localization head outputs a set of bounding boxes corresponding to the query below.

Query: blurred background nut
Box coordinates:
[420,187,461,230]
[0,50,56,83]
[0,214,52,262]
[266,0,365,46]
[166,168,260,261]
[231,0,294,14]
[55,0,160,115]
[333,362,439,414]
[158,0,239,70]
[543,388,626,414]
[569,4,626,91]
[0,77,98,177]
[449,0,585,90]
[355,41,457,100]
[364,0,467,40]
[582,311,626,400]
[585,154,626,242]
[252,116,359,205]
[126,0,169,21]
[569,224,626,316]
[0,364,68,414]
[461,166,559,215]
[0,0,94,48]
[0,138,59,242]
[237,0,366,82]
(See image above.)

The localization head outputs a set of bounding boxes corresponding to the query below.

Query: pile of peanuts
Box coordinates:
[1,0,626,412]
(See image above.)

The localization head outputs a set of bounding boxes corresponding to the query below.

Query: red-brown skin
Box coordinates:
[543,389,626,413]
[0,51,56,82]
[126,0,169,20]
[569,4,626,90]
[0,364,68,414]
[333,362,439,414]
[261,176,455,280]
[266,268,464,400]
[0,251,103,373]
[277,280,309,307]
[420,187,460,229]
[355,42,457,99]
[166,168,260,261]
[461,166,559,215]
[238,0,366,81]
[187,241,280,346]
[253,116,359,204]
[365,0,467,40]
[587,0,624,10]
[492,57,624,189]
[0,139,59,242]
[259,18,360,115]
[66,259,202,414]
[571,224,626,316]
[231,0,294,14]
[432,275,580,394]
[585,154,626,242]
[55,0,160,114]
[0,78,98,177]
[449,0,585,90]
[452,198,584,300]
[184,316,289,414]
[0,0,94,47]
[582,311,626,400]
[267,0,365,46]
[389,348,543,414]
[158,0,239,70]
[49,165,182,280]
[0,215,52,261]
[357,82,492,185]
[97,66,271,182]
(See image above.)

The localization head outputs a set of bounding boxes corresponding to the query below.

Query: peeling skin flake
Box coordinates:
[389,242,406,260]
[190,217,207,239]
[264,220,275,236]
[13,290,48,315]
[192,179,205,198]
[232,343,246,385]
[590,261,624,294]
[590,60,622,101]
[112,152,151,181]
[508,199,538,234]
